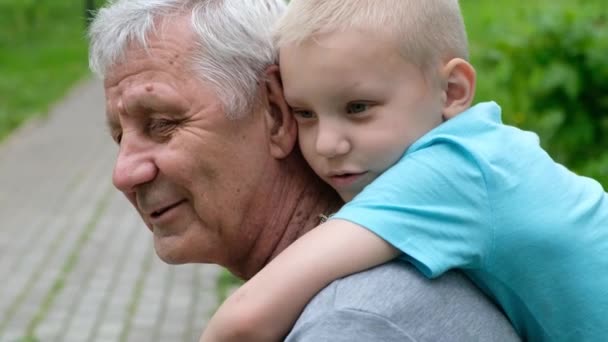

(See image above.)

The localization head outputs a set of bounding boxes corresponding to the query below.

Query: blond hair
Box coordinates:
[275,0,468,71]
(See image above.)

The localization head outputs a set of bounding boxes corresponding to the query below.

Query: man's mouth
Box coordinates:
[150,200,185,219]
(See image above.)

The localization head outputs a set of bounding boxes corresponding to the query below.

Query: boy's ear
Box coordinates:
[440,58,476,120]
[262,65,298,159]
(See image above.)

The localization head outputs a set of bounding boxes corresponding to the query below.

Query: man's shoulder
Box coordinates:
[293,261,481,325]
[286,261,520,341]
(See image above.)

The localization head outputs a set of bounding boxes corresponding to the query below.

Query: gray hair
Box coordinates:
[89,0,286,118]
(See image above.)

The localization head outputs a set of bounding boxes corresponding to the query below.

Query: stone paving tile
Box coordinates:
[0,79,221,342]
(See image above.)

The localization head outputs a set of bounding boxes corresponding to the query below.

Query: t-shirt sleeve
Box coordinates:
[332,143,494,278]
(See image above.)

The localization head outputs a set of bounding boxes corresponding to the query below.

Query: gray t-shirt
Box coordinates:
[286,261,520,341]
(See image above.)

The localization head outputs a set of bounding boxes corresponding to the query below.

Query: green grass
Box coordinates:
[0,1,93,141]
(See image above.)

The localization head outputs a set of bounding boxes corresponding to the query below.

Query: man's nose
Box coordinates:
[315,122,351,158]
[112,132,157,193]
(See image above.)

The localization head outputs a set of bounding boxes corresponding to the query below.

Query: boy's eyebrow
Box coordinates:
[283,90,302,107]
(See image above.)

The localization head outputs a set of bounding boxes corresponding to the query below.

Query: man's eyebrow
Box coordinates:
[120,82,186,112]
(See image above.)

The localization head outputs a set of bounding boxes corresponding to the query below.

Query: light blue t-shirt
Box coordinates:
[332,102,608,341]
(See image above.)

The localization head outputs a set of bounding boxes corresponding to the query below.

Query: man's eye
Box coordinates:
[346,102,371,114]
[293,110,316,120]
[148,118,178,135]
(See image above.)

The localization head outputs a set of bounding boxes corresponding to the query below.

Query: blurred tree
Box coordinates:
[85,0,96,25]
[480,6,608,184]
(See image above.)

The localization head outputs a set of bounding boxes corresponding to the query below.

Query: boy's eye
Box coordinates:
[346,102,371,114]
[293,109,315,120]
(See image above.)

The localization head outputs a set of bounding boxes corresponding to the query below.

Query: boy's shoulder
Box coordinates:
[286,261,520,341]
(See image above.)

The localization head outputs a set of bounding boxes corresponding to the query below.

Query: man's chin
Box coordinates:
[153,235,191,265]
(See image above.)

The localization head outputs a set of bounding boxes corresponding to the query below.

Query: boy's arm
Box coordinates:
[200,219,399,342]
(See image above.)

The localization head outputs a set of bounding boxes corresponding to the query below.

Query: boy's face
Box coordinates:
[280,29,445,201]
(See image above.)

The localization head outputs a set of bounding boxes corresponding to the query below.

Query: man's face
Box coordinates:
[104,17,273,266]
[280,29,444,201]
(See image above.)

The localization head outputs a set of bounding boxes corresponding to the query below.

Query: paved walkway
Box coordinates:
[0,79,221,342]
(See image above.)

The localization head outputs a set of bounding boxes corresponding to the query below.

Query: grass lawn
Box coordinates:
[0,1,94,141]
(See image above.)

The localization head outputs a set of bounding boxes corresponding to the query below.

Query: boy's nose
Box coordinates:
[112,133,157,193]
[315,125,351,158]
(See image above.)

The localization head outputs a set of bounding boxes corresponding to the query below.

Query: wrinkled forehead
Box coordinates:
[103,14,197,87]
[102,18,209,129]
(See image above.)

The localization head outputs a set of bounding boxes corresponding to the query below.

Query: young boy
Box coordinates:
[202,0,608,341]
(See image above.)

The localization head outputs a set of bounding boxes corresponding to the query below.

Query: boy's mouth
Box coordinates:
[328,171,368,187]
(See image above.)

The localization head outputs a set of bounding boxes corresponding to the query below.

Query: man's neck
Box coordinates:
[227,153,343,280]
[266,168,342,262]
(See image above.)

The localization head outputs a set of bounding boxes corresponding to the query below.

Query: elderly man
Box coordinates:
[89,0,520,340]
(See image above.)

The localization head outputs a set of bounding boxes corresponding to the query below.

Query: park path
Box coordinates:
[0,79,221,342]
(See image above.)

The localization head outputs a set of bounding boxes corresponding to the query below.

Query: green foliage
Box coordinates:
[0,0,92,141]
[473,4,608,185]
[217,269,244,303]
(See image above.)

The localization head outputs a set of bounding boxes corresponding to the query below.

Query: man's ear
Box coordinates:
[440,58,476,120]
[262,65,297,158]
